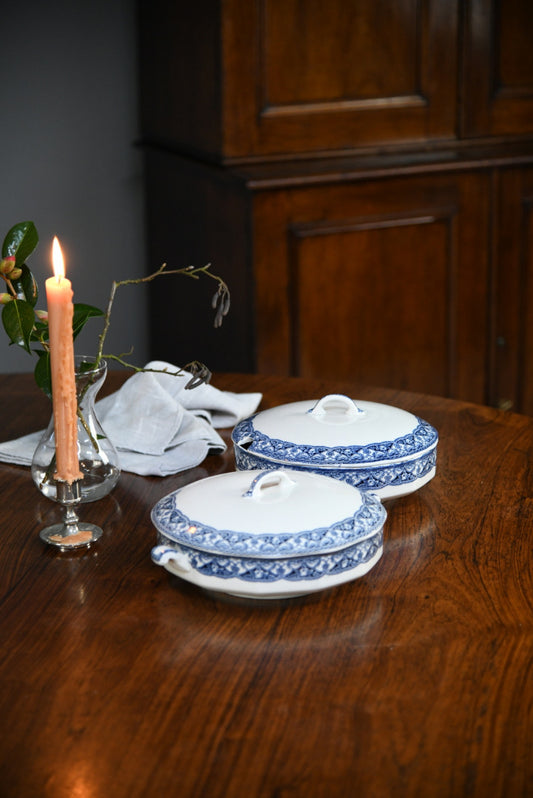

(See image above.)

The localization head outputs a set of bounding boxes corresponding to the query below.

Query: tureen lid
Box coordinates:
[151,468,386,558]
[232,394,438,467]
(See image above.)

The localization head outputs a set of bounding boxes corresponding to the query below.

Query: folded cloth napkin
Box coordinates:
[0,361,262,477]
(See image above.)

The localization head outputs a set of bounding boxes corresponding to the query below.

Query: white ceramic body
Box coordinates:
[151,534,383,599]
[232,395,438,501]
[151,469,386,599]
[232,446,436,500]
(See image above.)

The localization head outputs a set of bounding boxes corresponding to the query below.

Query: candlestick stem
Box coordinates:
[39,479,103,550]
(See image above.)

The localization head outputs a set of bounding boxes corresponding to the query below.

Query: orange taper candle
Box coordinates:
[45,237,82,484]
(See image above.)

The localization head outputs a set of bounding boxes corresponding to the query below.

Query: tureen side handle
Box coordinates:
[151,545,192,573]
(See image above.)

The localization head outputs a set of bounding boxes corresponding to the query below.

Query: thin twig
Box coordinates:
[95,262,230,368]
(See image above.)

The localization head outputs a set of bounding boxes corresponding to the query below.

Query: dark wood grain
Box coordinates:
[144,152,494,403]
[492,166,533,415]
[140,0,533,412]
[462,0,533,138]
[0,371,531,797]
[252,170,490,403]
[139,0,458,162]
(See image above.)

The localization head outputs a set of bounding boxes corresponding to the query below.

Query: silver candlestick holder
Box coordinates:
[39,479,103,550]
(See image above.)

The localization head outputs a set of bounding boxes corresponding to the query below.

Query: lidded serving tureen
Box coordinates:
[151,468,386,599]
[232,394,438,500]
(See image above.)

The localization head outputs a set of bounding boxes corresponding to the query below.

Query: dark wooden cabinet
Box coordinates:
[492,167,533,414]
[251,171,490,403]
[139,0,459,161]
[462,0,533,138]
[139,0,533,413]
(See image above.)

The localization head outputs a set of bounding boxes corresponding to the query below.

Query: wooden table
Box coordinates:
[0,371,531,798]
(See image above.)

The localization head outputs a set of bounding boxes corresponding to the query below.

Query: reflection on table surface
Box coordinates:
[0,371,531,798]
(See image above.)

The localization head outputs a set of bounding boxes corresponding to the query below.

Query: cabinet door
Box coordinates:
[493,168,533,415]
[463,0,533,137]
[222,0,458,159]
[253,172,490,403]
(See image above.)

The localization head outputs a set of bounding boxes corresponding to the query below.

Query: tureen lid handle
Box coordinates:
[309,394,364,418]
[243,470,297,502]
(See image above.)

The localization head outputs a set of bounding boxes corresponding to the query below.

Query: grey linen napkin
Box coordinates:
[0,361,262,477]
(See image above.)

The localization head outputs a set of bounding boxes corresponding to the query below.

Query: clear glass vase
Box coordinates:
[32,356,121,503]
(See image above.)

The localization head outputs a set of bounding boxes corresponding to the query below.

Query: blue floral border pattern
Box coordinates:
[155,531,383,583]
[234,448,437,491]
[232,415,438,465]
[152,491,385,557]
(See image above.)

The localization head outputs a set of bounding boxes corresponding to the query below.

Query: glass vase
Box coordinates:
[32,356,121,503]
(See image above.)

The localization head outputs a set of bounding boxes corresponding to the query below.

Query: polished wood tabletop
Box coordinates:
[0,371,531,798]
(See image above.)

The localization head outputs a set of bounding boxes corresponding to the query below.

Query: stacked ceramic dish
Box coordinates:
[232,394,438,501]
[151,468,386,599]
[151,394,437,599]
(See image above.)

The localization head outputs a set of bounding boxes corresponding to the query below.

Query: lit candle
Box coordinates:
[45,237,82,484]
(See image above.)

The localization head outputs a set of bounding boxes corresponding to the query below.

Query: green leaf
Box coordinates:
[30,320,49,342]
[72,302,104,340]
[34,350,52,398]
[2,221,38,266]
[2,299,35,353]
[10,263,38,306]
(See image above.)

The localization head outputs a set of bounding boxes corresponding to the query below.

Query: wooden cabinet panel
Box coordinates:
[139,0,459,162]
[263,2,419,105]
[463,0,533,137]
[493,168,533,414]
[253,173,490,402]
[291,217,450,394]
[223,0,459,158]
[138,0,222,159]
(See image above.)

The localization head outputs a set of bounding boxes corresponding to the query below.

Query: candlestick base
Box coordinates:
[39,480,103,550]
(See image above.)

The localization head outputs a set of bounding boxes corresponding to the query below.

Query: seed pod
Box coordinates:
[35,309,49,322]
[0,292,14,304]
[0,256,16,276]
[9,266,22,280]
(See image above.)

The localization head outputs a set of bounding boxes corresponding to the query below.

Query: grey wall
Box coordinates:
[0,0,147,374]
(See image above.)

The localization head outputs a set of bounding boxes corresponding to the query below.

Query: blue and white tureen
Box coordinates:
[151,468,386,599]
[232,394,438,501]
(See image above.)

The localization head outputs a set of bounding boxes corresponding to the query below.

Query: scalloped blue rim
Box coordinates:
[151,489,386,558]
[232,414,438,465]
[152,531,383,583]
[234,448,437,492]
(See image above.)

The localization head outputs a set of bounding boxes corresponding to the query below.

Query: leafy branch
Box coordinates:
[1,221,230,397]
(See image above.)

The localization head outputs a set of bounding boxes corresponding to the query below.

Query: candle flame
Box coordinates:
[52,236,65,281]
